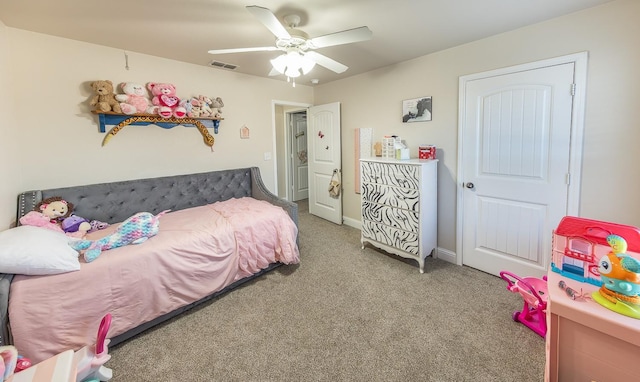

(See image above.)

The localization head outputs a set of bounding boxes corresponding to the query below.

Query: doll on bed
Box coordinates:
[19,197,108,239]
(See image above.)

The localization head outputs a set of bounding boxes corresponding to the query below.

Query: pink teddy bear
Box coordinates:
[115,82,155,115]
[147,82,186,119]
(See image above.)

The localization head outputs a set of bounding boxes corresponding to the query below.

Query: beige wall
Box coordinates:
[0,28,313,229]
[314,0,640,256]
[0,21,21,228]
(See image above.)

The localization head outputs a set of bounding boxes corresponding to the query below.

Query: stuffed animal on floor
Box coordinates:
[20,197,91,238]
[70,210,170,263]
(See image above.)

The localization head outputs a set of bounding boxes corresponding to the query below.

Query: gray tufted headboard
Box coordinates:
[16,167,298,227]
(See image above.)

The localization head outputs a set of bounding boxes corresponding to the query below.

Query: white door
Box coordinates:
[460,62,577,278]
[308,102,342,224]
[290,112,308,201]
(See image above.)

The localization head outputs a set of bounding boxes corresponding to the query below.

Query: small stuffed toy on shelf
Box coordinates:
[89,80,122,114]
[19,197,91,238]
[211,97,224,118]
[185,98,203,118]
[196,95,213,117]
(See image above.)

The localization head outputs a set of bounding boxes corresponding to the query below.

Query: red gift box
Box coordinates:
[419,145,436,159]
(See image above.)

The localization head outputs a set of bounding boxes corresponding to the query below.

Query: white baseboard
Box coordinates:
[435,247,457,264]
[343,216,361,230]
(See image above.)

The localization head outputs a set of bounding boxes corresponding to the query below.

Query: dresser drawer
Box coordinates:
[361,220,419,255]
[361,183,420,212]
[361,161,420,190]
[362,201,419,233]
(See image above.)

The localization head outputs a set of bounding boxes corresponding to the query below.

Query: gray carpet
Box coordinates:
[108,200,545,381]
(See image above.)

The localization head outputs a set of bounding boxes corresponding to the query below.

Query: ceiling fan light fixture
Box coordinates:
[271,50,315,78]
[270,55,288,74]
[284,67,301,78]
[300,55,316,74]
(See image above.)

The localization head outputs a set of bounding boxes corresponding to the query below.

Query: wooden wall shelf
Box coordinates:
[92,111,224,148]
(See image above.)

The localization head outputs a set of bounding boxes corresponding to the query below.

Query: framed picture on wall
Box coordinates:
[402,96,432,123]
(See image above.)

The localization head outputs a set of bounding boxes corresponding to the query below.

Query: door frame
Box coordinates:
[455,52,588,266]
[272,100,312,200]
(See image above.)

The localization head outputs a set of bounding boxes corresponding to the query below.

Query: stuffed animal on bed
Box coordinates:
[70,210,169,263]
[19,197,91,238]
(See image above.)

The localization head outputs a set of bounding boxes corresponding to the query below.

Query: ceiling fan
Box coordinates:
[207,5,372,81]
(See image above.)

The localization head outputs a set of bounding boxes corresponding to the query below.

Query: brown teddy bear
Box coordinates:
[90,80,122,113]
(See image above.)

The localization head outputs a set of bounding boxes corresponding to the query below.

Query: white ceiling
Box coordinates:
[0,0,613,86]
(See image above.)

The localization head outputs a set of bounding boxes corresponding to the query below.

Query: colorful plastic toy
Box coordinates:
[74,313,113,382]
[500,271,548,337]
[591,235,640,319]
[551,216,640,287]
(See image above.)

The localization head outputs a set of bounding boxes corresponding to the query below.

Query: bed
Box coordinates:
[0,167,299,363]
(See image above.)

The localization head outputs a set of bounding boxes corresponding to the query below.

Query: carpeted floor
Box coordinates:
[108,200,546,381]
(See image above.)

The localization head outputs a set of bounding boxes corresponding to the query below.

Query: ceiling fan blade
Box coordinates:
[309,26,372,49]
[246,5,291,40]
[208,46,279,54]
[305,51,348,74]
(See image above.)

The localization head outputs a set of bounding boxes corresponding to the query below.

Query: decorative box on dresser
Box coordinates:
[360,158,438,273]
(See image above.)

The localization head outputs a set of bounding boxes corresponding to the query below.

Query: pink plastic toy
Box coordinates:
[500,271,548,337]
[74,313,113,382]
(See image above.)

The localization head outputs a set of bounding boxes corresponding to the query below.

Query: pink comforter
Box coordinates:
[9,197,299,363]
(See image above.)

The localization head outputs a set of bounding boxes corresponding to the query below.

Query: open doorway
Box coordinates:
[288,111,308,201]
[272,101,311,201]
[273,100,343,225]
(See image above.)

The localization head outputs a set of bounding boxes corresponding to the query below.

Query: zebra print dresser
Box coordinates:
[360,158,438,273]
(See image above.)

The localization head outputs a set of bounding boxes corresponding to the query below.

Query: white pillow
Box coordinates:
[0,226,80,275]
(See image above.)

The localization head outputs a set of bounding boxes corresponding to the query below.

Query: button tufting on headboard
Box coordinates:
[20,168,254,224]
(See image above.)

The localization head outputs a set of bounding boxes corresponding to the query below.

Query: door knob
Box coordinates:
[465,182,475,189]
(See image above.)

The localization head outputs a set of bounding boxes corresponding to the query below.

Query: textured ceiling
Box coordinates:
[0,0,614,85]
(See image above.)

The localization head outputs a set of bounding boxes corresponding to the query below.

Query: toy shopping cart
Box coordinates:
[499,271,548,337]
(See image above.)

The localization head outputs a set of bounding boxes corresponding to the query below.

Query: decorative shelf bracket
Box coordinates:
[94,112,223,148]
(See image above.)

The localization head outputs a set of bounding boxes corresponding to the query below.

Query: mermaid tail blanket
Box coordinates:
[71,210,169,262]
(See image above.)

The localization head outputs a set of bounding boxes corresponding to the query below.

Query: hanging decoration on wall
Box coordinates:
[297,150,307,164]
[101,115,215,149]
[402,96,432,123]
[240,125,250,139]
